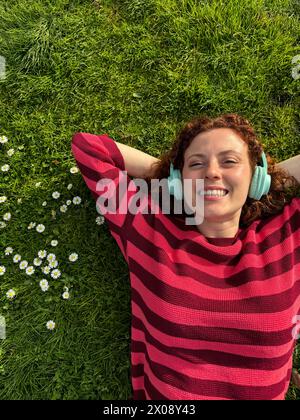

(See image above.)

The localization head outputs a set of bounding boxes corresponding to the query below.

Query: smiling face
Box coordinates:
[181,128,253,237]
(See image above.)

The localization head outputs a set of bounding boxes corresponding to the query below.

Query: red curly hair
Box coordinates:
[144,113,300,227]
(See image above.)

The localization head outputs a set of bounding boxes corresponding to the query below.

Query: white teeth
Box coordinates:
[199,190,227,197]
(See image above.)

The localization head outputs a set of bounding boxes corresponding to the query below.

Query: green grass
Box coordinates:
[0,0,299,400]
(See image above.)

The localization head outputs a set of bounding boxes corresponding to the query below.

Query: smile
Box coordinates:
[198,190,229,200]
[199,190,229,196]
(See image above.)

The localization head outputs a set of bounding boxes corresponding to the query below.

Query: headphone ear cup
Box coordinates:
[248,166,260,199]
[248,166,271,200]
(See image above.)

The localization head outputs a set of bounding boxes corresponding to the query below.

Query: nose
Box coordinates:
[204,160,222,179]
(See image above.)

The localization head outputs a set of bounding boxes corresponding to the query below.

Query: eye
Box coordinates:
[190,163,203,167]
[190,160,237,167]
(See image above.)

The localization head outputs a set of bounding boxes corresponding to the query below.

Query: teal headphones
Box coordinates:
[167,151,271,201]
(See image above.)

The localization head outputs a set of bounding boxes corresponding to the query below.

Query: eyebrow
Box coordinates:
[187,150,243,160]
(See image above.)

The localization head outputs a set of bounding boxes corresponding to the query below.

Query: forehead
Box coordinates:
[184,128,248,158]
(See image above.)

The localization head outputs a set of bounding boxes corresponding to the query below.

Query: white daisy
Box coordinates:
[46,320,55,330]
[66,200,72,206]
[7,148,15,157]
[5,247,13,255]
[39,279,49,291]
[13,254,21,263]
[96,216,105,225]
[70,166,79,174]
[48,260,58,269]
[0,136,8,144]
[0,196,7,203]
[1,164,10,172]
[51,240,58,247]
[72,196,81,205]
[42,201,47,206]
[33,258,42,266]
[42,266,51,275]
[0,222,7,229]
[38,250,47,259]
[60,205,68,213]
[62,291,70,300]
[36,224,45,233]
[47,253,56,263]
[28,222,36,230]
[6,289,16,299]
[19,260,28,270]
[25,266,35,275]
[3,212,11,221]
[51,269,61,279]
[67,183,73,190]
[0,265,6,275]
[69,252,78,262]
[52,191,60,199]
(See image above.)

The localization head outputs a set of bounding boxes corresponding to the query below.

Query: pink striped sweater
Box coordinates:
[71,132,300,400]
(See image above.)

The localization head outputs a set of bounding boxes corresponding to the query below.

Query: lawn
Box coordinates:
[0,0,299,400]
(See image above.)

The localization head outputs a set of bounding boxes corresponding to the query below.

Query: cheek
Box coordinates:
[231,171,252,196]
[182,170,198,192]
[182,168,191,179]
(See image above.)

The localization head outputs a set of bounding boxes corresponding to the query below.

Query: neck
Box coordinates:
[196,219,240,238]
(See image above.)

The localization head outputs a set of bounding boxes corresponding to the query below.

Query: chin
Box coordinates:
[203,213,226,221]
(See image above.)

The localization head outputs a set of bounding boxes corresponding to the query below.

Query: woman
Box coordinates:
[71,113,300,400]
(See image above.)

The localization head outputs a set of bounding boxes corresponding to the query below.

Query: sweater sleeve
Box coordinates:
[71,131,137,262]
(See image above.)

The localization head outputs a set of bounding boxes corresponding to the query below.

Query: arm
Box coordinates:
[276,155,300,183]
[115,141,160,179]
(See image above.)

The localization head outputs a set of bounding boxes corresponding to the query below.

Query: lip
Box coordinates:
[203,192,229,201]
[204,186,229,191]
